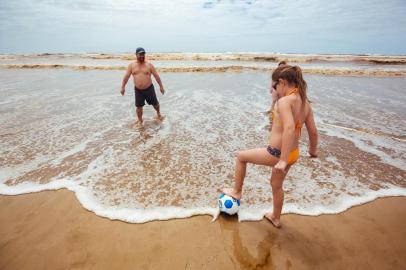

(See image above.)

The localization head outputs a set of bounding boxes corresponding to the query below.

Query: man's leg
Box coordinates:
[145,85,161,119]
[136,106,143,123]
[134,88,145,124]
[153,104,162,119]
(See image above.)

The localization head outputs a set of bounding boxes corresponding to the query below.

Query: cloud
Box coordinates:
[0,0,405,54]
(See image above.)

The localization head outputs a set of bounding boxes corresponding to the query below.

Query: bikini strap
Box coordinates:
[286,88,302,130]
[285,87,299,96]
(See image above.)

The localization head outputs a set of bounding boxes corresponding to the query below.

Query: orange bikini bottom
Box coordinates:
[267,146,300,165]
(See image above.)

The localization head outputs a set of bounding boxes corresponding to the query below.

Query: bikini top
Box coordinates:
[271,88,303,131]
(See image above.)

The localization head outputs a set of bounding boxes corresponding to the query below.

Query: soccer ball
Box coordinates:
[218,193,240,215]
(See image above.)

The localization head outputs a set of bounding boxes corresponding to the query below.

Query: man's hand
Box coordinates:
[120,88,125,96]
[160,87,165,95]
[274,160,288,174]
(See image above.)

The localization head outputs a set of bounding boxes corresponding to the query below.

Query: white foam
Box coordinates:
[0,180,219,223]
[0,154,50,183]
[1,180,405,223]
[0,180,73,195]
[319,123,406,170]
[238,185,406,221]
[1,70,405,224]
[282,185,406,215]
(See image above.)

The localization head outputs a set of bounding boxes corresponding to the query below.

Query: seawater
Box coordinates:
[0,56,405,223]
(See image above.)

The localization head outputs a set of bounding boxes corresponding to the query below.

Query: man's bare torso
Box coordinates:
[131,61,152,90]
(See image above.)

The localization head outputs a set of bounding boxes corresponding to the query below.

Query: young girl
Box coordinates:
[222,65,318,228]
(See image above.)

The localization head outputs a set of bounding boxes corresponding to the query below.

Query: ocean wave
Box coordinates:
[3,64,125,70]
[3,64,406,76]
[2,53,406,64]
[320,123,406,142]
[365,59,406,65]
[84,53,406,64]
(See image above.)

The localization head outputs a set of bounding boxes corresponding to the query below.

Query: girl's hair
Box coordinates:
[272,65,307,103]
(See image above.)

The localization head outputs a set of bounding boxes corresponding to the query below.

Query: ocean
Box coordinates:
[0,53,405,222]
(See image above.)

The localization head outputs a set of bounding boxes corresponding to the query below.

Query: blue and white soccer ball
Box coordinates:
[218,193,240,215]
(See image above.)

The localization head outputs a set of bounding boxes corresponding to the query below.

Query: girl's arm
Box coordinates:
[305,105,318,157]
[274,99,296,172]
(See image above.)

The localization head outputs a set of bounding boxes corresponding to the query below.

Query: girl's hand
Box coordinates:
[274,160,288,174]
[271,89,278,102]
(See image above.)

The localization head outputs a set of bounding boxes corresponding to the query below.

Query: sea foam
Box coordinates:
[1,66,405,224]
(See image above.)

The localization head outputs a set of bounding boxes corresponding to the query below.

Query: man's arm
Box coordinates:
[121,64,132,96]
[304,105,318,157]
[150,63,165,94]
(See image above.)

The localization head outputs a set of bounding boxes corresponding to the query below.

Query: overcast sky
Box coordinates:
[0,0,405,54]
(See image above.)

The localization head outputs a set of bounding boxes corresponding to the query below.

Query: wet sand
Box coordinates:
[0,191,405,270]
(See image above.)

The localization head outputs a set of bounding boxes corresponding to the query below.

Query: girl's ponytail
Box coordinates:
[272,65,308,104]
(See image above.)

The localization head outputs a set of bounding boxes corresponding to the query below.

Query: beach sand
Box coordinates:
[0,191,405,269]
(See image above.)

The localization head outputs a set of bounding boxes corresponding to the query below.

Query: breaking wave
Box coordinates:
[3,64,406,77]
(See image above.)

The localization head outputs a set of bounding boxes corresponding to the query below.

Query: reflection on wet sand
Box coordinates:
[219,214,274,269]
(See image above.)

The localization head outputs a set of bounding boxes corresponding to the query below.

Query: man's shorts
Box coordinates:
[134,84,159,107]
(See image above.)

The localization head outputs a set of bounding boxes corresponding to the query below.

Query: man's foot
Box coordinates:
[135,120,143,127]
[155,114,164,121]
[264,213,281,228]
[221,187,242,200]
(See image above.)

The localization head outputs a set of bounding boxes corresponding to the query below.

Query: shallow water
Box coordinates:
[0,63,405,222]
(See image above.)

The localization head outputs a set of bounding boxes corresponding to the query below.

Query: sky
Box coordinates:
[0,0,405,54]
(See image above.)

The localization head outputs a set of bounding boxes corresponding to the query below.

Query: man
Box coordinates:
[121,47,165,124]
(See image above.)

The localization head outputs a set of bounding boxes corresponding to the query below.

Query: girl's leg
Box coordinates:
[265,165,291,228]
[222,148,279,200]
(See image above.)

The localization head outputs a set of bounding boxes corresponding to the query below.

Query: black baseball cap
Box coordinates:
[136,47,146,54]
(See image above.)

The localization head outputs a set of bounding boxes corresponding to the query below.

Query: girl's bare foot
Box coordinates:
[264,213,281,228]
[221,187,242,200]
